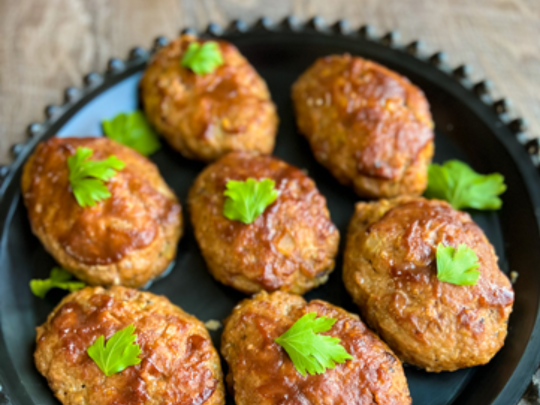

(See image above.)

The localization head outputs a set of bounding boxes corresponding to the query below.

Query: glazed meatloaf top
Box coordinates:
[21,137,181,266]
[35,286,225,405]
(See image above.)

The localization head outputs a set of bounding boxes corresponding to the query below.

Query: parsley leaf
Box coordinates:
[68,147,125,208]
[275,312,353,377]
[102,111,160,156]
[30,267,85,299]
[425,160,506,210]
[436,243,480,286]
[87,324,142,377]
[181,41,224,75]
[223,178,279,224]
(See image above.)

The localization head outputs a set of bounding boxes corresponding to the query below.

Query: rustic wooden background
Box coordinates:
[0,0,539,165]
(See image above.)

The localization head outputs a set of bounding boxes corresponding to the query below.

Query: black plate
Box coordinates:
[1,18,540,405]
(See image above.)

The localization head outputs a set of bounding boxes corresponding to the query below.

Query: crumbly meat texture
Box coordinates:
[292,54,434,198]
[21,137,183,288]
[343,197,514,372]
[221,291,411,405]
[188,152,339,294]
[35,286,225,405]
[141,34,278,162]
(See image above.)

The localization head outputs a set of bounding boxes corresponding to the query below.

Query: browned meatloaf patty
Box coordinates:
[221,291,411,405]
[292,54,434,198]
[35,286,225,405]
[343,197,514,372]
[188,152,339,294]
[21,137,182,288]
[141,34,278,162]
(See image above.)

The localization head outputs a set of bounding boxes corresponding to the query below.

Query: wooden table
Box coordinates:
[0,0,539,165]
[0,0,539,402]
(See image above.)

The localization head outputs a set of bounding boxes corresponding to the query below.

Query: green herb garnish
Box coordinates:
[181,41,223,75]
[68,147,125,208]
[87,324,142,377]
[30,268,85,299]
[425,160,506,210]
[223,178,279,224]
[436,243,480,286]
[275,312,353,377]
[102,111,160,156]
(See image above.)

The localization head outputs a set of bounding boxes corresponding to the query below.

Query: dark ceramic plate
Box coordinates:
[1,17,540,405]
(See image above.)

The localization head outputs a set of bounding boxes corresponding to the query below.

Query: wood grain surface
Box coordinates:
[0,2,540,403]
[0,0,539,166]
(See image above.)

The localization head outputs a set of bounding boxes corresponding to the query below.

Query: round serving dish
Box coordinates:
[0,17,539,405]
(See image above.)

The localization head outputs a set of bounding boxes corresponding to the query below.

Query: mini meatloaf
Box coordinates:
[221,291,411,405]
[35,286,224,405]
[188,152,339,294]
[21,137,182,288]
[140,34,278,162]
[343,197,514,372]
[292,54,434,198]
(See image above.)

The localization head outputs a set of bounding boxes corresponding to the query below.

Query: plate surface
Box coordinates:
[1,24,540,405]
